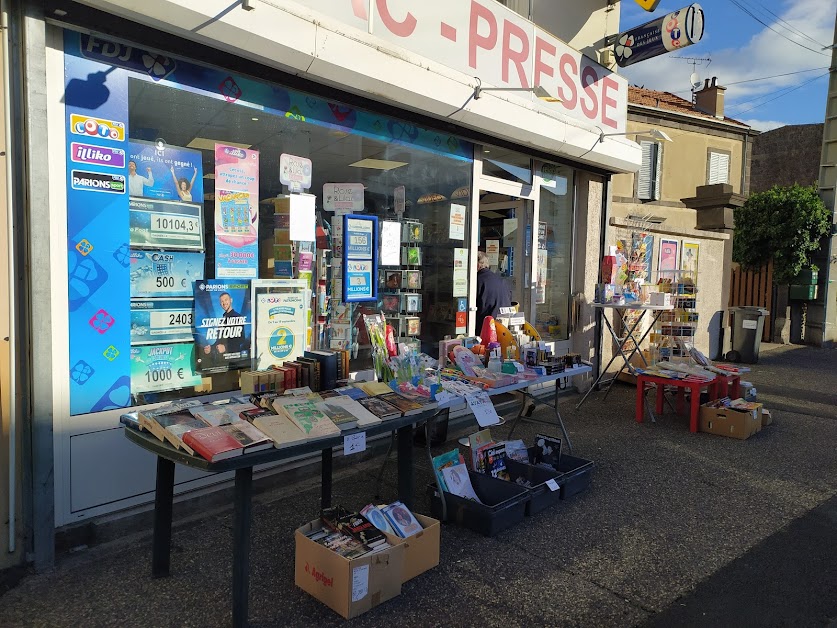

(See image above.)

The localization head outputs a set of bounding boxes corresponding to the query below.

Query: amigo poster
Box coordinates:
[193,280,252,373]
[253,292,308,369]
[128,140,203,201]
[130,342,203,394]
[215,144,259,278]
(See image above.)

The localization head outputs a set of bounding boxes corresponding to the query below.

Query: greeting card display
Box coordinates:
[405,294,422,313]
[402,246,422,266]
[403,270,422,290]
[381,270,402,290]
[402,222,423,243]
[403,316,421,336]
[381,294,401,313]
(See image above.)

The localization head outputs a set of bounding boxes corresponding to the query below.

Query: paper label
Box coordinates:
[289,194,316,241]
[546,478,560,492]
[449,203,466,240]
[380,221,401,266]
[742,320,758,330]
[466,391,501,427]
[344,432,366,455]
[351,564,369,602]
[486,240,500,266]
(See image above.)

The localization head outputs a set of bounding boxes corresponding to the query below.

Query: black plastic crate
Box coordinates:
[427,471,529,536]
[503,459,564,516]
[555,454,594,500]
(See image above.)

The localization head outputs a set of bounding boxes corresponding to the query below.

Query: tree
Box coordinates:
[733,184,832,285]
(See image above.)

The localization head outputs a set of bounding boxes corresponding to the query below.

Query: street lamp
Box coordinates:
[599,128,673,143]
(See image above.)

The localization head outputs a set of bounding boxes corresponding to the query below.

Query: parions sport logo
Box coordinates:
[71,170,126,194]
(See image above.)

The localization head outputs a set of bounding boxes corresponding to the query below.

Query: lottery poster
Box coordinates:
[193,279,252,373]
[253,292,308,369]
[131,298,195,345]
[129,250,205,298]
[215,144,259,278]
[130,342,203,394]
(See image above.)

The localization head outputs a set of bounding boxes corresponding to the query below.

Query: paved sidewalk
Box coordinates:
[1,343,835,627]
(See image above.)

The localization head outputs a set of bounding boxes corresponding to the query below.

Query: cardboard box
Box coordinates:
[295,520,405,619]
[383,514,441,582]
[761,408,772,427]
[699,403,763,440]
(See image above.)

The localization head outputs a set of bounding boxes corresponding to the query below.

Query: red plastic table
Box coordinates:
[714,373,741,399]
[635,374,719,433]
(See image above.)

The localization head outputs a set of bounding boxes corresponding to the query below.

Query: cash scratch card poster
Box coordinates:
[193,280,252,373]
[214,144,259,278]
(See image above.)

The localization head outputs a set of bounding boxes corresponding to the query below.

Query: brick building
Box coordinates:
[750,123,823,193]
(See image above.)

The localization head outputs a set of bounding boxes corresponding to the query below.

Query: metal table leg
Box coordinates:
[320,448,332,510]
[232,467,253,628]
[425,410,448,521]
[576,311,625,409]
[152,456,175,578]
[507,380,574,453]
[396,423,414,509]
[374,431,397,499]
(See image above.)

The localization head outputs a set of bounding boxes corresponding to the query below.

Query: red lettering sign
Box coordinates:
[469,1,497,69]
[376,0,417,38]
[501,19,529,87]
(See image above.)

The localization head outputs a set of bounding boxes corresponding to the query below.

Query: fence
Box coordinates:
[728,260,773,342]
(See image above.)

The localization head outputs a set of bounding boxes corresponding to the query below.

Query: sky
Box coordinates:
[618,0,836,131]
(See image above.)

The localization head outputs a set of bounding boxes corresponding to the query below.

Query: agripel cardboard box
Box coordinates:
[295,520,405,619]
[699,402,763,440]
[383,513,441,582]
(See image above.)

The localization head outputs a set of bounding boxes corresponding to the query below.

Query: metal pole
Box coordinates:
[1,0,16,554]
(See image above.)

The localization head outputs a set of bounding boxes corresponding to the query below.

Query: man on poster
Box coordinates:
[194,281,251,372]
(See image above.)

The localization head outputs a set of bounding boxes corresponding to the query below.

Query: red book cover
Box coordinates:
[282,365,297,390]
[182,426,244,462]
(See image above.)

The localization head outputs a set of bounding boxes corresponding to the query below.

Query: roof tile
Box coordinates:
[628,86,749,127]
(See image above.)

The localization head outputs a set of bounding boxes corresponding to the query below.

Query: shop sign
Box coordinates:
[324,183,365,211]
[129,198,204,250]
[305,0,628,132]
[130,298,195,345]
[129,250,205,298]
[80,34,177,81]
[129,343,203,394]
[633,0,663,11]
[615,4,704,68]
[280,153,312,191]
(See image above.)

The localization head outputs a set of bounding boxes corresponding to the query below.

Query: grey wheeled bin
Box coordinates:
[727,307,769,363]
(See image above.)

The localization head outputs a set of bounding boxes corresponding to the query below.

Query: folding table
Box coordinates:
[576,302,674,410]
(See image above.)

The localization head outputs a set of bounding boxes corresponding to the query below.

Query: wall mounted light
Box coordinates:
[599,128,673,143]
[473,78,561,103]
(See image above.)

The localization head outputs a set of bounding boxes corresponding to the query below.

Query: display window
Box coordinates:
[63,29,473,415]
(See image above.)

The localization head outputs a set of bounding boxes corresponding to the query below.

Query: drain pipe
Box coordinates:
[2,0,16,554]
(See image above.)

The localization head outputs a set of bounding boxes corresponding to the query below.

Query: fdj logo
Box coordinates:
[80,34,176,81]
[70,114,126,141]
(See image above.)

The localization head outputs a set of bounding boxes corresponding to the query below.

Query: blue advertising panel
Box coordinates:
[129,250,205,298]
[343,214,378,302]
[129,198,204,250]
[130,298,195,345]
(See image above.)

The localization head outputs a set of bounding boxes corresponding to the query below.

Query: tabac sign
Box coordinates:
[615,4,705,68]
[633,0,664,11]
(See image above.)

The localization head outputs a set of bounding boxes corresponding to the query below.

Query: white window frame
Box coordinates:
[707,150,730,185]
[637,140,662,201]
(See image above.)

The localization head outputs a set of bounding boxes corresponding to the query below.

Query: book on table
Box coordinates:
[251,413,309,449]
[221,422,274,453]
[276,399,341,440]
[357,396,402,421]
[142,410,210,455]
[304,350,338,392]
[318,396,381,428]
[353,381,395,397]
[334,385,367,400]
[377,392,425,416]
[182,426,244,462]
[314,398,359,431]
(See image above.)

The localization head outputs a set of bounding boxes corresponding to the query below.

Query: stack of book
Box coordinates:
[304,506,392,559]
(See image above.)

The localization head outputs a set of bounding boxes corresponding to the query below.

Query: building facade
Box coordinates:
[609,82,758,360]
[1,0,644,571]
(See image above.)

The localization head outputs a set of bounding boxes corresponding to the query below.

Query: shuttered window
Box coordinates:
[708,151,730,184]
[638,141,662,200]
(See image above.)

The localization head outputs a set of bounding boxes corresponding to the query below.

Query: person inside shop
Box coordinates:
[475,249,511,334]
[128,160,154,197]
[170,165,198,202]
[203,291,246,364]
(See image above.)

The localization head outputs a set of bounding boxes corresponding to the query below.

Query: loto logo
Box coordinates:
[224,147,247,159]
[72,170,126,194]
[70,114,126,141]
[71,142,126,168]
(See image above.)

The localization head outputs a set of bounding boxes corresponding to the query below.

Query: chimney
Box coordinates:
[694,76,726,119]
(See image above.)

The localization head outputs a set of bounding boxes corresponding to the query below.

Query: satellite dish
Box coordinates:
[690,72,701,90]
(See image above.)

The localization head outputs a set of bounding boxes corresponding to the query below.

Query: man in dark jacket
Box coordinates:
[475,250,512,335]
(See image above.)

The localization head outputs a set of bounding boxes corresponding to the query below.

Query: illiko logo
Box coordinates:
[71,170,126,194]
[71,143,126,168]
[70,114,126,141]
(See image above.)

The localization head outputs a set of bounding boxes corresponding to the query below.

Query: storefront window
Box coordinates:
[535,164,573,341]
[480,145,532,185]
[63,30,472,414]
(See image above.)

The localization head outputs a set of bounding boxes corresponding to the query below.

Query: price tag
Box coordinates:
[466,391,501,427]
[344,432,366,455]
[546,479,560,492]
[351,564,369,601]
